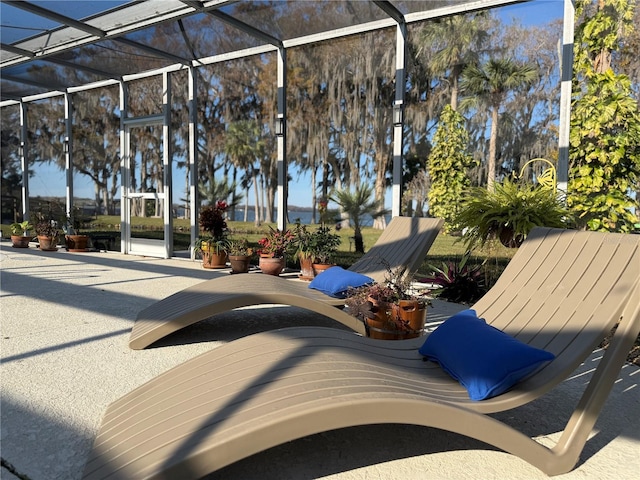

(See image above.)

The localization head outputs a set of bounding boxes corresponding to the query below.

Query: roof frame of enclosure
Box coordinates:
[0,0,572,257]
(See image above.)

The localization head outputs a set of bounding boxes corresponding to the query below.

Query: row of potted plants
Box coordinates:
[194,201,343,276]
[9,207,91,252]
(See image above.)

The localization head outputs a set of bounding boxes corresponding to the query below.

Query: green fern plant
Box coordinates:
[455,178,573,250]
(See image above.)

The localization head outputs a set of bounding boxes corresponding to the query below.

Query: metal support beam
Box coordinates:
[119,81,128,254]
[207,10,284,48]
[64,93,73,231]
[163,71,173,258]
[391,21,407,218]
[114,38,192,66]
[557,0,574,194]
[1,42,35,57]
[19,102,29,222]
[4,0,106,38]
[276,47,287,231]
[188,67,199,257]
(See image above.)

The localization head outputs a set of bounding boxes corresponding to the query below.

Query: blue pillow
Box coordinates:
[419,309,555,401]
[308,266,374,298]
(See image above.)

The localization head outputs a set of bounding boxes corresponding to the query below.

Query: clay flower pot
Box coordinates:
[37,235,58,251]
[65,234,90,252]
[202,250,228,269]
[229,255,251,274]
[10,235,31,248]
[259,255,285,276]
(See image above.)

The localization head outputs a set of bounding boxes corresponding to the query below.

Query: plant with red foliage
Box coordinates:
[257,226,295,257]
[196,201,229,255]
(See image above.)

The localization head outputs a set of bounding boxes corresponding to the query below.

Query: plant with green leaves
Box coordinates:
[307,225,341,264]
[224,237,254,257]
[330,184,388,254]
[568,0,640,232]
[427,105,475,232]
[454,178,573,251]
[10,220,33,236]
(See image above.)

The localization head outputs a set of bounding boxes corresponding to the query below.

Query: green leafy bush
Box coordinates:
[454,178,573,250]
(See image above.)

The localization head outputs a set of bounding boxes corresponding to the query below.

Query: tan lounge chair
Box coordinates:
[129,216,443,349]
[85,227,640,478]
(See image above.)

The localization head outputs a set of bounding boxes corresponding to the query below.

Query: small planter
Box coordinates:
[229,255,251,274]
[65,234,90,252]
[259,255,285,276]
[312,263,334,276]
[37,235,58,251]
[10,235,31,248]
[202,250,228,269]
[391,300,427,339]
[365,298,427,340]
[298,256,315,281]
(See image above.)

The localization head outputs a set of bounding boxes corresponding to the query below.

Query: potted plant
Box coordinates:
[345,263,431,340]
[64,206,90,252]
[225,237,254,274]
[10,220,34,248]
[307,225,341,275]
[33,212,61,251]
[195,201,229,269]
[257,226,295,276]
[454,178,573,250]
[293,221,315,280]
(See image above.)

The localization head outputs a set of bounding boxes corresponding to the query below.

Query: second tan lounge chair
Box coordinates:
[84,227,640,478]
[129,216,443,349]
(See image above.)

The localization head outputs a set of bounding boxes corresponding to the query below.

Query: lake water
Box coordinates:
[231,208,390,227]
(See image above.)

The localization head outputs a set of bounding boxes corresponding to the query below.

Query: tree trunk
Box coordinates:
[487,106,499,191]
[252,170,261,226]
[354,225,364,253]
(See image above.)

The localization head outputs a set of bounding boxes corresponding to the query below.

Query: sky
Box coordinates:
[21,0,565,210]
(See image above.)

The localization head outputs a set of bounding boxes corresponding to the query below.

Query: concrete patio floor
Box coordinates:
[1,243,638,480]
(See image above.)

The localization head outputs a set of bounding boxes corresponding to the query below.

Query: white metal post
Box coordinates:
[276,47,288,231]
[557,0,575,194]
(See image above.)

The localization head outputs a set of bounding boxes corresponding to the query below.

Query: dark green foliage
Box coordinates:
[420,252,486,304]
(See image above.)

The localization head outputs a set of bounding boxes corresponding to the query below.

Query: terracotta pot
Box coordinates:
[259,255,285,276]
[312,263,334,276]
[37,235,58,251]
[65,234,90,252]
[10,235,31,248]
[202,250,228,269]
[298,255,315,281]
[229,255,251,274]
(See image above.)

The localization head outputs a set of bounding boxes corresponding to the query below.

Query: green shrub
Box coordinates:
[454,178,573,251]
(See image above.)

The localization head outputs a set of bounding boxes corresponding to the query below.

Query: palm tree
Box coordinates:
[225,121,265,226]
[460,58,538,190]
[330,183,388,254]
[418,13,489,111]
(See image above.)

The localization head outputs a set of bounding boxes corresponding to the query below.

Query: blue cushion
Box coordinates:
[419,309,555,401]
[308,266,374,298]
